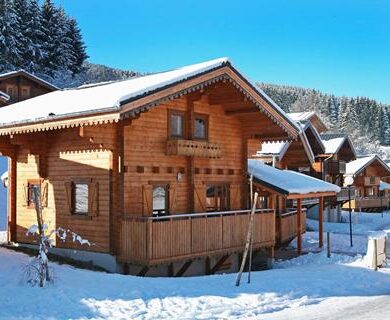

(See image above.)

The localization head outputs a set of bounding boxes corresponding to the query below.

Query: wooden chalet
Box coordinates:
[0,70,58,106]
[0,58,305,276]
[248,160,340,253]
[343,155,390,211]
[288,111,328,134]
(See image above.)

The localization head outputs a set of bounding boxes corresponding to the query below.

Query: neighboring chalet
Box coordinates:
[288,111,328,134]
[344,155,390,211]
[0,70,58,106]
[0,58,308,276]
[248,160,340,253]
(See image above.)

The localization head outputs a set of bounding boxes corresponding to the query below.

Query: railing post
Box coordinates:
[146,219,152,260]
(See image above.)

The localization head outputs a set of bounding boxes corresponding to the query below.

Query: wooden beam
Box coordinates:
[137,266,149,277]
[187,97,195,213]
[297,198,302,255]
[206,255,230,275]
[175,260,192,277]
[8,153,16,242]
[319,196,324,248]
[287,192,336,199]
[225,108,259,116]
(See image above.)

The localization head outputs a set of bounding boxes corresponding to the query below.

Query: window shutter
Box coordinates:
[41,182,49,207]
[142,184,153,216]
[64,182,73,214]
[230,184,241,210]
[168,183,177,214]
[194,182,206,212]
[88,181,99,217]
[22,183,29,207]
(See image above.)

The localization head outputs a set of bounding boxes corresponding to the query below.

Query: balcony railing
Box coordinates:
[343,196,390,210]
[276,209,306,245]
[119,209,275,264]
[166,139,222,158]
[364,176,380,186]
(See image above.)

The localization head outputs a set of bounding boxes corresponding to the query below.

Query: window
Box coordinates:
[28,180,41,208]
[168,110,185,138]
[72,182,89,215]
[6,85,16,100]
[152,185,168,217]
[206,184,229,212]
[194,113,208,140]
[65,179,98,216]
[21,86,30,99]
[25,179,48,209]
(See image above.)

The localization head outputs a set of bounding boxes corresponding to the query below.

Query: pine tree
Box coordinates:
[0,0,23,71]
[39,0,61,75]
[67,18,88,75]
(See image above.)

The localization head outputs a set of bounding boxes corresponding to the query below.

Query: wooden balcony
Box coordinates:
[326,160,346,175]
[312,160,346,174]
[343,196,390,210]
[364,176,380,186]
[276,209,306,245]
[166,139,222,159]
[119,209,275,265]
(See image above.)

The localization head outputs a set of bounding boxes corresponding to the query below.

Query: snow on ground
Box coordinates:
[0,247,389,319]
[301,211,390,255]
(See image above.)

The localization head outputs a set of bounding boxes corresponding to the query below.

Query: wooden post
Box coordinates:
[374,239,378,271]
[297,198,302,255]
[236,192,258,286]
[186,97,195,212]
[327,232,331,258]
[8,154,17,243]
[319,196,324,248]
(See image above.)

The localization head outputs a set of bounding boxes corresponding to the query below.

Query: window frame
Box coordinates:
[205,183,230,212]
[21,86,30,99]
[27,179,42,209]
[6,85,17,101]
[152,183,170,217]
[193,113,209,141]
[168,109,186,139]
[71,179,90,216]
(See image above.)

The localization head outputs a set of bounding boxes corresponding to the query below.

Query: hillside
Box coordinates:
[258,83,390,156]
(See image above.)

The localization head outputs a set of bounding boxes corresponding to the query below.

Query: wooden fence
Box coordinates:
[276,209,306,245]
[119,209,275,264]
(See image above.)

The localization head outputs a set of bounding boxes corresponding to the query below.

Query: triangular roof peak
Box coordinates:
[0,58,300,138]
[320,133,356,160]
[346,155,390,177]
[0,69,59,91]
[288,111,328,133]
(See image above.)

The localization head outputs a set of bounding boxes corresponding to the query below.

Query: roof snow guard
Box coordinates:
[248,159,340,197]
[0,58,300,138]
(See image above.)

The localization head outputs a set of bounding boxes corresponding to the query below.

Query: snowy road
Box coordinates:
[265,295,390,320]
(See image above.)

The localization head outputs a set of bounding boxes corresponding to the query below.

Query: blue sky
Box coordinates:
[57,0,390,103]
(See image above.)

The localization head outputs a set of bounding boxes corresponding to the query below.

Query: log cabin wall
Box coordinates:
[353,162,387,197]
[123,94,245,218]
[15,125,118,253]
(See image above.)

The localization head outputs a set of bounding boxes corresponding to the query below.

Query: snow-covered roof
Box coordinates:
[346,155,390,177]
[248,159,340,196]
[0,70,58,91]
[288,111,316,123]
[320,133,356,157]
[379,180,390,191]
[257,141,289,156]
[0,58,300,135]
[0,91,10,102]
